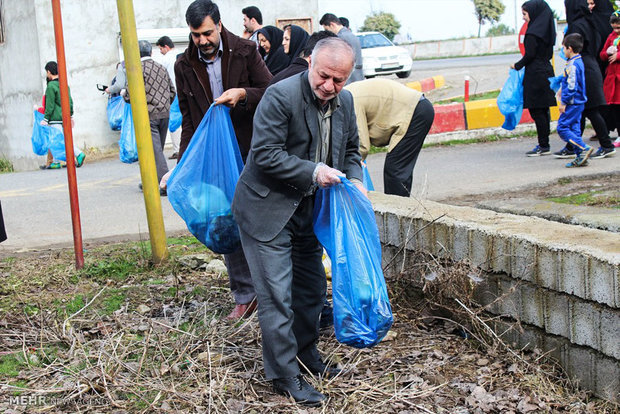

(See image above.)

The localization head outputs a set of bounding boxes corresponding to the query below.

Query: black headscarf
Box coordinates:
[257,26,290,75]
[565,0,600,56]
[522,0,557,45]
[286,25,310,59]
[590,0,614,48]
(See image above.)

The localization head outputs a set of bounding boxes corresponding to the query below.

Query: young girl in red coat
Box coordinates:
[600,11,620,148]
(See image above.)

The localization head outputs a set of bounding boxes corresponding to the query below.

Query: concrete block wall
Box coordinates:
[372,193,620,401]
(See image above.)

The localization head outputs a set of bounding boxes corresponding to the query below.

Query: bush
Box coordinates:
[359,12,401,41]
[486,24,515,37]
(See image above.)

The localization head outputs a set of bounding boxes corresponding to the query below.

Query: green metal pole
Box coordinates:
[116,0,168,263]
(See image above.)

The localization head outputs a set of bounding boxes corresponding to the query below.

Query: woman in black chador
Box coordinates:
[512,0,558,156]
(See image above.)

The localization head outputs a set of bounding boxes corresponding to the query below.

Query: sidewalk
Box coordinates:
[0,134,617,255]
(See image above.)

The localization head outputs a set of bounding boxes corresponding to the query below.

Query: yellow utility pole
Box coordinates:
[116,0,168,263]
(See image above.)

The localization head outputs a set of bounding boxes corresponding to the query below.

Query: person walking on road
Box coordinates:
[511,0,558,157]
[174,0,272,319]
[600,10,620,149]
[556,34,594,167]
[559,0,616,160]
[344,78,435,196]
[40,61,86,169]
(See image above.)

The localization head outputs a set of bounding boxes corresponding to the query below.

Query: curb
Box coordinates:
[407,75,445,92]
[430,98,561,135]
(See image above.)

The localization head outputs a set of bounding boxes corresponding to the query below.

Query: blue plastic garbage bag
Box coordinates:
[107,95,125,131]
[31,110,52,156]
[167,104,244,254]
[313,177,393,348]
[497,68,524,131]
[362,162,375,191]
[119,103,138,163]
[548,75,563,94]
[169,95,182,133]
[32,111,66,161]
[48,125,67,162]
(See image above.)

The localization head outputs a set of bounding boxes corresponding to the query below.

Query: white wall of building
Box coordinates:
[0,0,318,171]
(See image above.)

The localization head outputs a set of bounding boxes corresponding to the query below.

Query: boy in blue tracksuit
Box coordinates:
[557,33,593,167]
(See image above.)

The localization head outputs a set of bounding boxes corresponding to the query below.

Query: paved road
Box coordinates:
[1,53,617,254]
[1,136,617,254]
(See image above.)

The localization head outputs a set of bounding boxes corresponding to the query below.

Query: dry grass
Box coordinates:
[0,236,616,413]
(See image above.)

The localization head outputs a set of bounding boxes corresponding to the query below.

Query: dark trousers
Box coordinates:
[528,107,550,149]
[384,98,435,197]
[239,197,326,379]
[150,117,169,182]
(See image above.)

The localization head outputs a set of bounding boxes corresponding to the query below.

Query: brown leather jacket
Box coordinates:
[174,25,272,161]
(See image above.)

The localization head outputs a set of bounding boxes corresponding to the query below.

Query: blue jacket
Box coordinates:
[561,55,587,105]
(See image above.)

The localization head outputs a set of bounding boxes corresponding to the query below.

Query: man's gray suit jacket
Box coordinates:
[232,71,363,242]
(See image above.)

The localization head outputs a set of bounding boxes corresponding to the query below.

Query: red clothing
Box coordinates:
[600,32,620,104]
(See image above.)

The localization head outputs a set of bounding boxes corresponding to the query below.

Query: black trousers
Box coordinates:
[384,98,435,197]
[528,107,550,149]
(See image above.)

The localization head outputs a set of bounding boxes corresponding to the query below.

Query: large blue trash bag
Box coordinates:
[48,125,67,162]
[107,95,125,131]
[362,162,375,191]
[313,177,393,348]
[31,111,51,155]
[497,68,524,131]
[169,95,182,133]
[32,111,66,160]
[167,104,244,254]
[119,103,138,163]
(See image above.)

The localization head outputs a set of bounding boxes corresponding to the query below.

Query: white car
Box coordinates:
[355,31,412,79]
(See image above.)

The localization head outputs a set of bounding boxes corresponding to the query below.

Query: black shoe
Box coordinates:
[272,375,326,407]
[160,188,167,196]
[301,360,342,378]
[168,152,178,160]
[138,183,143,191]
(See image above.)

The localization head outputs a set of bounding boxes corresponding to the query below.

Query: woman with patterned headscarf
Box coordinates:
[562,0,616,158]
[512,0,558,156]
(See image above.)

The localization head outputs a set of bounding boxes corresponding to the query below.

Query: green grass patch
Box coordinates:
[80,256,144,283]
[0,354,24,377]
[23,304,39,316]
[547,191,620,209]
[435,89,500,105]
[101,290,126,314]
[0,158,14,173]
[64,295,85,315]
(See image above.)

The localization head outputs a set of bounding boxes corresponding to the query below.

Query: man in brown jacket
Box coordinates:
[175,0,272,319]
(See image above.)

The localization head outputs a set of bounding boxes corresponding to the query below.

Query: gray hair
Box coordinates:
[138,40,152,57]
[310,37,354,70]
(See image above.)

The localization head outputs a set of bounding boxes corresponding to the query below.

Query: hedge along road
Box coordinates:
[0,54,614,254]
